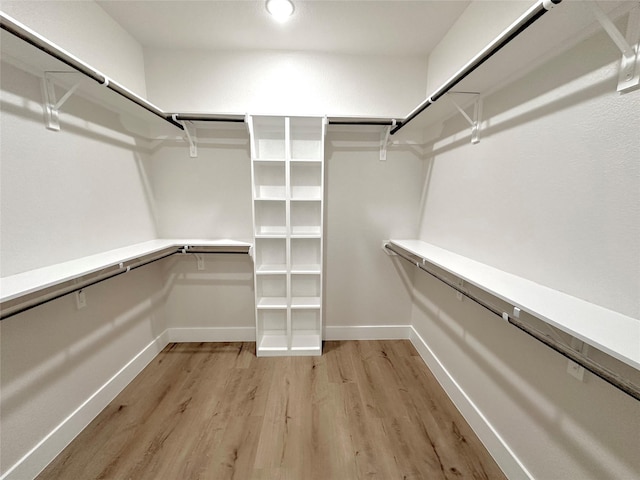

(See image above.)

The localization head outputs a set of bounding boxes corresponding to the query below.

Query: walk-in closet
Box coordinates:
[1,1,639,479]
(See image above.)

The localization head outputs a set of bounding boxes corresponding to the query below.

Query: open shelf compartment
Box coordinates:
[290,116,324,161]
[254,162,286,200]
[291,238,321,273]
[254,238,287,274]
[251,116,286,160]
[291,201,322,237]
[254,201,286,237]
[255,275,287,309]
[290,162,322,200]
[257,309,289,353]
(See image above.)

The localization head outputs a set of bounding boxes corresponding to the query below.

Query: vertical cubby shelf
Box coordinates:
[250,115,325,356]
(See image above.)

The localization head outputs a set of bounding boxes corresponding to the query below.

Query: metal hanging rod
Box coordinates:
[172,114,246,123]
[321,0,563,134]
[1,0,562,136]
[2,0,564,136]
[384,242,640,402]
[0,246,251,321]
[0,12,184,131]
[327,117,396,126]
[391,0,562,135]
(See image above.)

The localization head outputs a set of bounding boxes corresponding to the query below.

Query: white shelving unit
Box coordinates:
[249,116,325,356]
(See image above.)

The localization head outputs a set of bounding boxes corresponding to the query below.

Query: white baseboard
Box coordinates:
[167,326,256,343]
[324,324,412,340]
[408,326,531,480]
[2,330,170,480]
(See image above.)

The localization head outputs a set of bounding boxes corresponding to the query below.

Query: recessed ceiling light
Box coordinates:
[266,0,294,22]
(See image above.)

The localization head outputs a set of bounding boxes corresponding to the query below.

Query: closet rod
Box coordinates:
[384,242,640,402]
[390,0,562,135]
[0,12,184,131]
[0,248,250,321]
[172,114,246,123]
[327,118,396,126]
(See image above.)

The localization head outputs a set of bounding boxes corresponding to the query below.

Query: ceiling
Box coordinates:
[96,0,471,57]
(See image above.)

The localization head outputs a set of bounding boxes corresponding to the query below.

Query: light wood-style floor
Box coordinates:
[37,341,506,479]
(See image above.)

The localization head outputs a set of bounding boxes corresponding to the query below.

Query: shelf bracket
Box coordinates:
[447,92,482,144]
[174,115,198,157]
[588,1,640,93]
[42,72,81,131]
[380,119,396,161]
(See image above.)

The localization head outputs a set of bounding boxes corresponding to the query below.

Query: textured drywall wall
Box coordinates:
[144,128,253,240]
[419,27,640,318]
[412,11,640,480]
[425,0,531,95]
[0,62,158,275]
[0,35,167,477]
[145,126,423,330]
[324,129,422,328]
[0,0,148,97]
[0,261,168,477]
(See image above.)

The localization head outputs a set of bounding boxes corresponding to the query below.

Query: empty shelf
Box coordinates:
[0,238,252,319]
[388,239,640,370]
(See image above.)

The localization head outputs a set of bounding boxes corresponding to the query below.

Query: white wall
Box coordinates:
[420,26,640,318]
[0,62,158,276]
[0,4,166,477]
[412,8,640,480]
[144,49,427,118]
[325,129,422,331]
[145,127,253,240]
[146,132,256,333]
[142,46,429,331]
[162,256,255,335]
[0,263,168,478]
[145,126,424,332]
[425,1,531,94]
[0,0,148,97]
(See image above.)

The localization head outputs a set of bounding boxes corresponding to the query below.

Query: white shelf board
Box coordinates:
[254,225,287,236]
[390,240,640,370]
[291,332,322,351]
[257,264,288,275]
[0,238,252,304]
[290,195,322,202]
[291,265,322,275]
[291,297,321,309]
[290,234,322,240]
[256,297,288,309]
[255,196,286,202]
[254,158,285,163]
[258,334,289,351]
[291,158,322,163]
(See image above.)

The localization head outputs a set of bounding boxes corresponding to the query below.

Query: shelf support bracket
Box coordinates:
[174,115,198,157]
[380,119,396,161]
[447,92,482,144]
[42,72,81,131]
[588,1,640,93]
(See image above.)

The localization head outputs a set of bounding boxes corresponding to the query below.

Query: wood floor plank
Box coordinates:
[37,341,506,480]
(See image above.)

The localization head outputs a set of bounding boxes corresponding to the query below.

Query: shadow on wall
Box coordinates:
[0,264,169,474]
[0,61,171,153]
[411,268,640,478]
[325,129,423,159]
[160,255,255,330]
[421,24,624,162]
[0,253,256,472]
